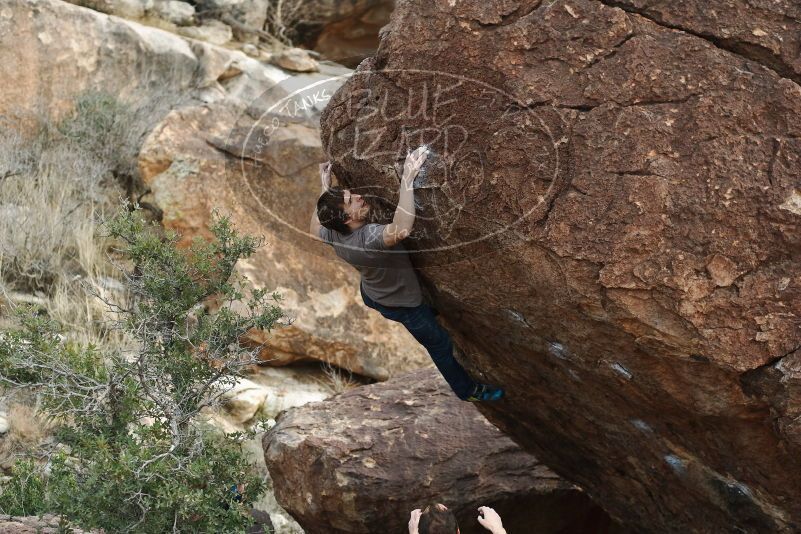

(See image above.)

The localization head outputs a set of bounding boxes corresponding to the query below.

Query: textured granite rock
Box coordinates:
[264,369,616,534]
[320,0,801,531]
[270,47,320,73]
[151,0,194,26]
[194,0,268,43]
[64,0,152,19]
[177,19,234,46]
[604,0,801,84]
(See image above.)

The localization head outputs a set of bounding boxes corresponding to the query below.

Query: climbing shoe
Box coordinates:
[466,383,505,402]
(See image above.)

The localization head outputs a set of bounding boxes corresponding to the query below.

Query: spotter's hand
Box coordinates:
[477,506,505,534]
[408,509,422,534]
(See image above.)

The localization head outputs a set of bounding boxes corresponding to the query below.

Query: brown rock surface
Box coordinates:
[263,368,616,534]
[605,0,801,84]
[320,0,801,531]
[288,0,394,66]
[311,0,394,67]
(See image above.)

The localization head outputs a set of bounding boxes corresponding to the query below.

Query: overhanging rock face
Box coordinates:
[319,0,801,531]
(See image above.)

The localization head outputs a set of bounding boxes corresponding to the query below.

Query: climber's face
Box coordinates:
[343,189,370,223]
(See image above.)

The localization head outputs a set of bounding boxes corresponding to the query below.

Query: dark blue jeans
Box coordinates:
[360,284,476,399]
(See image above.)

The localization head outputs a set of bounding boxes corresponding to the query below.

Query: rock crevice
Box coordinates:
[594,0,801,87]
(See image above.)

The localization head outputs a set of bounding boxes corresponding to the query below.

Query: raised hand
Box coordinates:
[408,508,422,534]
[477,506,506,534]
[402,146,430,187]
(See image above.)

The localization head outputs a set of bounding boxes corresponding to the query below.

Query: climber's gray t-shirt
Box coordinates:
[319,224,423,308]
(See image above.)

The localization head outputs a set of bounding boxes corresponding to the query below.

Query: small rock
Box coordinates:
[194,0,268,43]
[0,413,9,434]
[178,19,233,45]
[780,189,801,215]
[68,0,152,19]
[222,378,270,424]
[241,43,259,57]
[151,0,194,25]
[271,47,319,73]
[706,254,740,287]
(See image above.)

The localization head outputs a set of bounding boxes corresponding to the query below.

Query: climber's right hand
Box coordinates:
[402,146,429,187]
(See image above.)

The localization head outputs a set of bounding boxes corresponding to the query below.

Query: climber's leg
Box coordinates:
[360,284,503,401]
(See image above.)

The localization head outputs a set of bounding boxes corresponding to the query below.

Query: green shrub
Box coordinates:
[0,459,48,517]
[0,207,283,533]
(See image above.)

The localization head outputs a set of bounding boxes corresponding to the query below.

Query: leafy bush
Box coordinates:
[0,459,47,517]
[0,208,284,533]
[57,91,141,177]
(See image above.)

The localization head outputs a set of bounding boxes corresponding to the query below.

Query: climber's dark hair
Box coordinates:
[419,503,459,534]
[317,187,350,234]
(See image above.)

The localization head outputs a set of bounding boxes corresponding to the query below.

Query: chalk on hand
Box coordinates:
[412,145,438,189]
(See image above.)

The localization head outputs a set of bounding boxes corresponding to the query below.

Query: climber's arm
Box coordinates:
[383,146,429,247]
[383,171,415,247]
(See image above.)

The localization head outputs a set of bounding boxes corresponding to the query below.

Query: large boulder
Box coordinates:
[320,0,801,531]
[263,368,615,534]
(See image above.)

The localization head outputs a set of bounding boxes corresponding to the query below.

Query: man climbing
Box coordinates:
[309,147,504,402]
